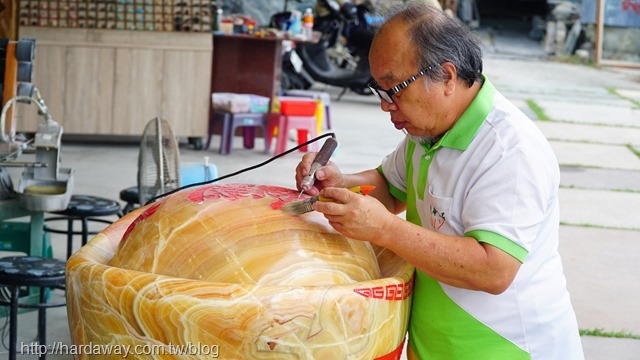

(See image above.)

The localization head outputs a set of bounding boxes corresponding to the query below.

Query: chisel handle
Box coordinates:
[300,137,338,193]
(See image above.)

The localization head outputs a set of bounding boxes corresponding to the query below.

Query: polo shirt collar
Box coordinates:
[423,74,495,152]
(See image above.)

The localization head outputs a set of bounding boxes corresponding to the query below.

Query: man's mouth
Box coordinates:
[392,121,406,130]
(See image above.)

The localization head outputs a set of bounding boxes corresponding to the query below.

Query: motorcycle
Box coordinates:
[274,0,378,99]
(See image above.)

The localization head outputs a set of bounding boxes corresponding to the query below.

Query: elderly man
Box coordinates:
[295,3,584,359]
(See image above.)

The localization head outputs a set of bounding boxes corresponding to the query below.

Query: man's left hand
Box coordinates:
[313,187,394,243]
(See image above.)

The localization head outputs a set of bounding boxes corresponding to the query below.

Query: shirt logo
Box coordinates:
[430,205,446,230]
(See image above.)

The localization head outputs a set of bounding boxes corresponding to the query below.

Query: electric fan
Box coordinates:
[137,117,181,206]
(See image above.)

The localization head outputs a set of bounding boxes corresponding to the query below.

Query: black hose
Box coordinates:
[145,132,337,206]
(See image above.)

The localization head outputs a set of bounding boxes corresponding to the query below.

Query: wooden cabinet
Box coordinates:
[211,34,283,100]
[16,27,211,138]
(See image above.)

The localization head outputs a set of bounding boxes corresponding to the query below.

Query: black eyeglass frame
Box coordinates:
[368,65,437,104]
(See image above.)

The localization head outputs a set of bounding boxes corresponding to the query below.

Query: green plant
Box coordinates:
[605,87,640,108]
[559,185,640,193]
[526,99,550,121]
[541,119,640,128]
[555,54,597,67]
[580,328,640,340]
[627,144,640,159]
[560,221,640,231]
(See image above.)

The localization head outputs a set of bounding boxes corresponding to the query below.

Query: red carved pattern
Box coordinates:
[185,184,303,209]
[121,202,163,243]
[622,0,640,14]
[353,278,413,301]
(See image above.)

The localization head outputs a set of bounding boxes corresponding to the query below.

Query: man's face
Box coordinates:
[369,19,450,141]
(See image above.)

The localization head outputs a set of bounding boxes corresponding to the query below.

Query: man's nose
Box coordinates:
[380,100,397,112]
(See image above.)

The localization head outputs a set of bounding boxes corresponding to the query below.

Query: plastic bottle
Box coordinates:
[215,8,223,32]
[289,11,302,36]
[302,8,314,40]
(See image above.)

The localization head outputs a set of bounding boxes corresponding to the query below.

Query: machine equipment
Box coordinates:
[0,38,73,257]
[0,87,73,213]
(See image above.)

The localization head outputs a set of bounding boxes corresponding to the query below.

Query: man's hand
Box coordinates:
[295,153,344,196]
[313,187,394,242]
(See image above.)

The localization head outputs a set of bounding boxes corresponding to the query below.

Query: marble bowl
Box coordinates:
[66,184,414,359]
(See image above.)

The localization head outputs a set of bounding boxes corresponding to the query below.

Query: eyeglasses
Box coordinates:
[368,65,437,104]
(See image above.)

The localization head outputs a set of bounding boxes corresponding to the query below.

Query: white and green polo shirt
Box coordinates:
[379,77,584,359]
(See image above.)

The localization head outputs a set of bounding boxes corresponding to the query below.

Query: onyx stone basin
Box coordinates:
[66,184,414,359]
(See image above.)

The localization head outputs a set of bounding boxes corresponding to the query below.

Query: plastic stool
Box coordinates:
[43,195,122,259]
[275,97,321,152]
[283,90,332,130]
[207,111,269,155]
[267,112,319,155]
[0,256,66,360]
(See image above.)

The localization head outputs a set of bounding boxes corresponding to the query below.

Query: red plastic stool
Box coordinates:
[267,98,319,154]
[283,90,332,130]
[267,111,319,155]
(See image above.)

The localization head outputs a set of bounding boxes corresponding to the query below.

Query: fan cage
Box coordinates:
[137,117,181,205]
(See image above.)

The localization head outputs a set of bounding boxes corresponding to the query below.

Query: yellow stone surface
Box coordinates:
[67,184,414,359]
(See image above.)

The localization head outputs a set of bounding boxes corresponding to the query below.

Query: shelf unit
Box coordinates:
[18,0,213,32]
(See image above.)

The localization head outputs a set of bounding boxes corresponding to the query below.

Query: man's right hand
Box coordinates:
[295,152,344,197]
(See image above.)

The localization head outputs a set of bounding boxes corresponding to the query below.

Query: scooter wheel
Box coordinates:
[281,71,312,91]
[281,72,293,92]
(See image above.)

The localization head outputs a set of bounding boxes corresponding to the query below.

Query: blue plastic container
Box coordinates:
[180,163,218,186]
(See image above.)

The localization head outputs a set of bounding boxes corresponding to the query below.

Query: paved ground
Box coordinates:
[1,28,639,359]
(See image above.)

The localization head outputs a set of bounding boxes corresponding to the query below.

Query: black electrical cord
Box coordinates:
[144,132,337,206]
[0,287,11,352]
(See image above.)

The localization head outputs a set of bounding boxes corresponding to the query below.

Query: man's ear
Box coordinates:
[440,62,457,95]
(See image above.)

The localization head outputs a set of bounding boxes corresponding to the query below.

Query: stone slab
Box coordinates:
[616,88,640,103]
[537,100,640,127]
[535,121,640,146]
[560,167,640,192]
[549,141,640,171]
[496,84,629,106]
[559,188,640,230]
[559,226,640,334]
[484,55,640,91]
[580,336,640,360]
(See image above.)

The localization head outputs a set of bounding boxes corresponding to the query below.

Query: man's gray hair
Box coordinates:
[379,3,484,87]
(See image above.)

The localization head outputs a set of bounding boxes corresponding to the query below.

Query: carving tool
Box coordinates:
[298,137,338,199]
[282,185,375,215]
